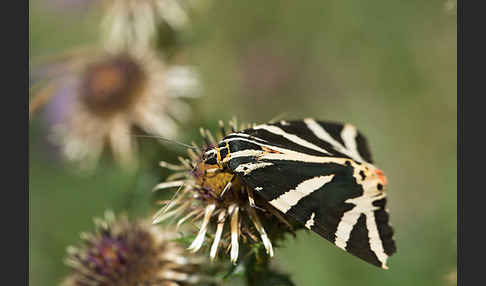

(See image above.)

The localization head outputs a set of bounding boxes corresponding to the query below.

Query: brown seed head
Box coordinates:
[81,54,147,117]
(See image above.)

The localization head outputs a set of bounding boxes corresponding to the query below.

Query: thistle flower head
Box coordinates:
[153,119,298,264]
[79,53,147,117]
[30,48,200,171]
[62,211,206,286]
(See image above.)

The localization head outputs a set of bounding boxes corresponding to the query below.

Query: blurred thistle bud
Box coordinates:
[100,0,205,53]
[153,119,299,265]
[444,0,457,14]
[61,211,213,286]
[444,269,457,286]
[29,47,201,171]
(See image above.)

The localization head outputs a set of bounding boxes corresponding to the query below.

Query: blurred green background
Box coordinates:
[29,0,457,285]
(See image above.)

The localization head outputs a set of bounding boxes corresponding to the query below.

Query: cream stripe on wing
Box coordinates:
[269,175,335,213]
[252,124,331,155]
[261,152,352,166]
[334,192,387,267]
[222,138,351,166]
[304,118,364,162]
[233,162,273,175]
[223,137,306,159]
[304,118,344,150]
[340,124,364,163]
[365,210,388,268]
[223,149,264,162]
[334,211,361,250]
[305,212,316,229]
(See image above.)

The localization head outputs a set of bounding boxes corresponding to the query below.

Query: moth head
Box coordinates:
[202,148,218,165]
[202,141,231,168]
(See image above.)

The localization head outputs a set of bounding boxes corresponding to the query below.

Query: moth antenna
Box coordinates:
[159,161,188,171]
[152,182,186,223]
[152,180,185,192]
[155,153,203,223]
[133,134,197,150]
[176,209,199,230]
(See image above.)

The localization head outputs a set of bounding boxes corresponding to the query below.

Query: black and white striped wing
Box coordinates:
[223,119,396,268]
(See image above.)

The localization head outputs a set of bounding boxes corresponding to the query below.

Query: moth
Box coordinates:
[202,118,396,269]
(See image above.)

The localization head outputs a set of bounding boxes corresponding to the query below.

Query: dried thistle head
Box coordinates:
[30,48,200,171]
[61,211,207,286]
[153,119,298,264]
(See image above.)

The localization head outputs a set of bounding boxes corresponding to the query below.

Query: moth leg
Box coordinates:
[246,187,266,212]
[265,203,295,234]
[220,175,235,198]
